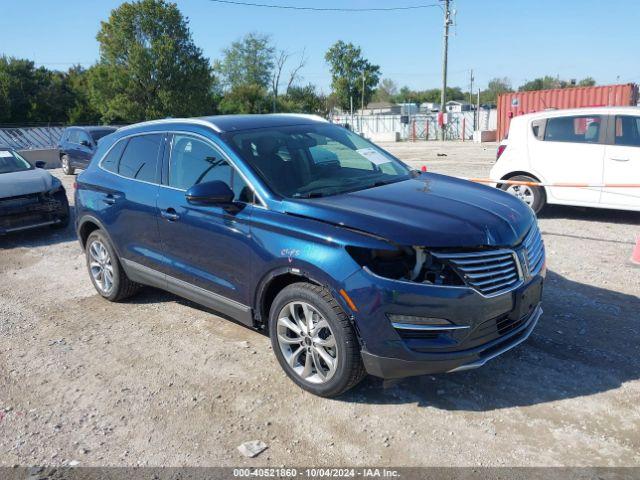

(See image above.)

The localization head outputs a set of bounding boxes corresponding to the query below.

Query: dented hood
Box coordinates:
[281,173,534,248]
[0,168,56,198]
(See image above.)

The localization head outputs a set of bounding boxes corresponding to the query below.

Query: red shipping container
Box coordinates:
[497,83,639,141]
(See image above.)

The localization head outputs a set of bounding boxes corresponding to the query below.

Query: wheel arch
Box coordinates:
[77,215,120,256]
[497,171,547,196]
[254,267,324,329]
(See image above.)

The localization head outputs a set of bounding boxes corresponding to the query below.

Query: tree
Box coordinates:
[278,84,325,115]
[219,33,274,90]
[219,84,269,114]
[271,48,307,112]
[325,41,380,111]
[89,0,215,123]
[0,56,75,124]
[65,65,101,124]
[480,77,512,104]
[372,78,398,103]
[518,75,596,92]
[578,77,596,87]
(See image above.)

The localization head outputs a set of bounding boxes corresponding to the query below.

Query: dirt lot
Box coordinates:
[1,141,639,467]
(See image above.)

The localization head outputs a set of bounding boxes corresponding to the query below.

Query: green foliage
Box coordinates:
[89,0,215,122]
[479,77,512,104]
[219,84,269,114]
[325,41,380,111]
[393,86,464,105]
[0,56,76,124]
[277,85,326,115]
[218,33,275,90]
[518,76,597,92]
[372,78,398,103]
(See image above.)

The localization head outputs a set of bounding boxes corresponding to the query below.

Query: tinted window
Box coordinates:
[101,139,128,173]
[227,124,410,198]
[614,115,640,147]
[169,135,252,202]
[78,130,92,145]
[68,130,80,143]
[543,115,602,144]
[90,129,116,142]
[118,134,162,183]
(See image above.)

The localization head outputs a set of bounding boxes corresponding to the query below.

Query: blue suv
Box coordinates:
[58,126,117,175]
[75,115,545,397]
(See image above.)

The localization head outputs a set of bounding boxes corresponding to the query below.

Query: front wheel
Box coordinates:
[500,175,546,214]
[269,282,366,397]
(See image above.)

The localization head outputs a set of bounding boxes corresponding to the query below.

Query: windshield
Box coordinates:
[90,129,116,142]
[0,150,33,174]
[226,124,411,198]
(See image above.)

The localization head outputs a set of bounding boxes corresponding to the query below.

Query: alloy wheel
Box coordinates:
[89,240,114,295]
[506,184,535,207]
[276,301,338,384]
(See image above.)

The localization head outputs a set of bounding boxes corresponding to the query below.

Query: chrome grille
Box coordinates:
[434,249,520,296]
[522,225,545,276]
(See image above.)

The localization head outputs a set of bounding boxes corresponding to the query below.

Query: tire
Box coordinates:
[61,154,75,175]
[500,174,546,214]
[269,282,366,397]
[85,230,139,302]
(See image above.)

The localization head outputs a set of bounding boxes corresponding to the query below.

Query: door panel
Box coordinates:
[156,134,256,310]
[528,114,605,205]
[601,115,640,209]
[100,134,165,271]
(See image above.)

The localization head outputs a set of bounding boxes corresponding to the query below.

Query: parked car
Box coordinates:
[75,115,545,397]
[58,126,117,175]
[0,148,70,234]
[491,106,640,213]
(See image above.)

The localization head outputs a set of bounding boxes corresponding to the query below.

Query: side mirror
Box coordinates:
[80,140,92,148]
[186,180,235,205]
[35,161,46,169]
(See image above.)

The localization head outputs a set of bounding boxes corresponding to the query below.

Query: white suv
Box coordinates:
[490,107,640,213]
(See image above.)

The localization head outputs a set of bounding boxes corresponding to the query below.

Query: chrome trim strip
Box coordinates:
[1,219,59,233]
[117,118,222,133]
[448,305,543,372]
[391,323,470,331]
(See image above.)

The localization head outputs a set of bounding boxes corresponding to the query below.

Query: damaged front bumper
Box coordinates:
[0,190,68,234]
[342,265,545,379]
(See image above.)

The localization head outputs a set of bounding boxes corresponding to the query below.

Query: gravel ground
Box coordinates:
[1,141,639,467]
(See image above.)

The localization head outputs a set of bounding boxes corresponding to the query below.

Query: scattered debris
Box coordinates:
[237,440,267,458]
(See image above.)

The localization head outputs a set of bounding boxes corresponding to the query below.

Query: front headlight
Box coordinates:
[346,246,464,286]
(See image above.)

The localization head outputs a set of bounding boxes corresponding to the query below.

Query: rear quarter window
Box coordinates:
[117,134,163,183]
[543,115,603,144]
[100,139,128,173]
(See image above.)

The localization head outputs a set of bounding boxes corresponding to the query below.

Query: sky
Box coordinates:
[1,0,639,94]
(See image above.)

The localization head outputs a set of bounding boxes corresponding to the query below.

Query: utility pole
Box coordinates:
[439,0,452,141]
[468,69,474,105]
[361,71,366,134]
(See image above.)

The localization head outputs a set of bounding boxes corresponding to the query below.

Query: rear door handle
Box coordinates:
[161,208,179,221]
[103,194,116,205]
[610,157,630,162]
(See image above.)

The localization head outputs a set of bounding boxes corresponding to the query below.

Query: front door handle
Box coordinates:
[161,208,179,221]
[610,157,630,162]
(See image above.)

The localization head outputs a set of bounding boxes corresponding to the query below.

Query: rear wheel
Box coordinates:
[61,155,75,175]
[85,230,139,301]
[500,175,546,214]
[269,282,366,397]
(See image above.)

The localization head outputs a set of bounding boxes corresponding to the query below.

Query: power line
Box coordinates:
[205,0,441,12]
